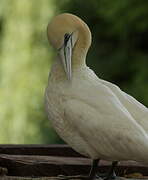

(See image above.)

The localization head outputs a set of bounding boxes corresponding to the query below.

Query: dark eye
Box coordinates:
[64,33,70,39]
[64,33,70,45]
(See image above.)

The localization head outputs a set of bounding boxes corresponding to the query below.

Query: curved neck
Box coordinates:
[49,23,91,82]
[72,23,91,68]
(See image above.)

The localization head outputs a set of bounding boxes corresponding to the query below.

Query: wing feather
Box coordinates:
[100,79,148,131]
[63,83,148,161]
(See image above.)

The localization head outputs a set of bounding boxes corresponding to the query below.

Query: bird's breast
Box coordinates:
[45,73,101,159]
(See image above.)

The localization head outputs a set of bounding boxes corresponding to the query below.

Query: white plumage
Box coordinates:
[100,79,148,132]
[45,13,148,165]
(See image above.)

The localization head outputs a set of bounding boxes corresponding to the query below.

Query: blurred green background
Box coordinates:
[0,0,147,144]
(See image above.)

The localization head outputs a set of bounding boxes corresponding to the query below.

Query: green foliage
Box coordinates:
[0,0,61,143]
[55,0,148,106]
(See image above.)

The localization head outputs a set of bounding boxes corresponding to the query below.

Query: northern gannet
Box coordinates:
[100,80,148,131]
[45,13,148,179]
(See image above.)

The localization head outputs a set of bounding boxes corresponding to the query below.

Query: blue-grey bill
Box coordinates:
[58,34,73,80]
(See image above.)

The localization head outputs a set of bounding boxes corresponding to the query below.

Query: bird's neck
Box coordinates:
[49,56,86,82]
[72,23,91,67]
[49,24,91,82]
[49,58,67,82]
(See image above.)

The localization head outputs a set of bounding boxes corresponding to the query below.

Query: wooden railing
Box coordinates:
[0,144,148,179]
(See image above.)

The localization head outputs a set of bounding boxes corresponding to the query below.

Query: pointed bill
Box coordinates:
[58,33,73,80]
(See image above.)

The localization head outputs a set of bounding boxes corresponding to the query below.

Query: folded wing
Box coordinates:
[100,79,148,131]
[63,82,148,162]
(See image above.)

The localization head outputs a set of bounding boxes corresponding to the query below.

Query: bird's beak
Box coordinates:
[58,33,73,81]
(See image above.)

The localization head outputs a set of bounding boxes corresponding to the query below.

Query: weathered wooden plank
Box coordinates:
[0,154,148,177]
[0,145,148,178]
[0,177,58,180]
[0,145,84,157]
[0,175,90,180]
[0,154,90,177]
[0,176,147,180]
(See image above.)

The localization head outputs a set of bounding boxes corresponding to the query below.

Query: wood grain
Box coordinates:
[0,145,148,178]
[0,145,84,157]
[0,154,148,177]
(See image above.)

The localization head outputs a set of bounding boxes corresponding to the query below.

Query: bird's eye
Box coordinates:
[64,33,70,39]
[64,33,70,45]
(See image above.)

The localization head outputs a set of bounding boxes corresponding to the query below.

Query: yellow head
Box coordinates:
[47,13,92,80]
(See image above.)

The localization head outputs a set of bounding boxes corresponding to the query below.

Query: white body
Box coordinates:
[45,63,148,162]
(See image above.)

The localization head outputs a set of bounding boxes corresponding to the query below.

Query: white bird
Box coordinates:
[99,80,148,132]
[45,13,148,179]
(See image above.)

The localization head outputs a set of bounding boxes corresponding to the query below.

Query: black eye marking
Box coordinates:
[64,33,71,45]
[58,32,73,51]
[57,33,71,51]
